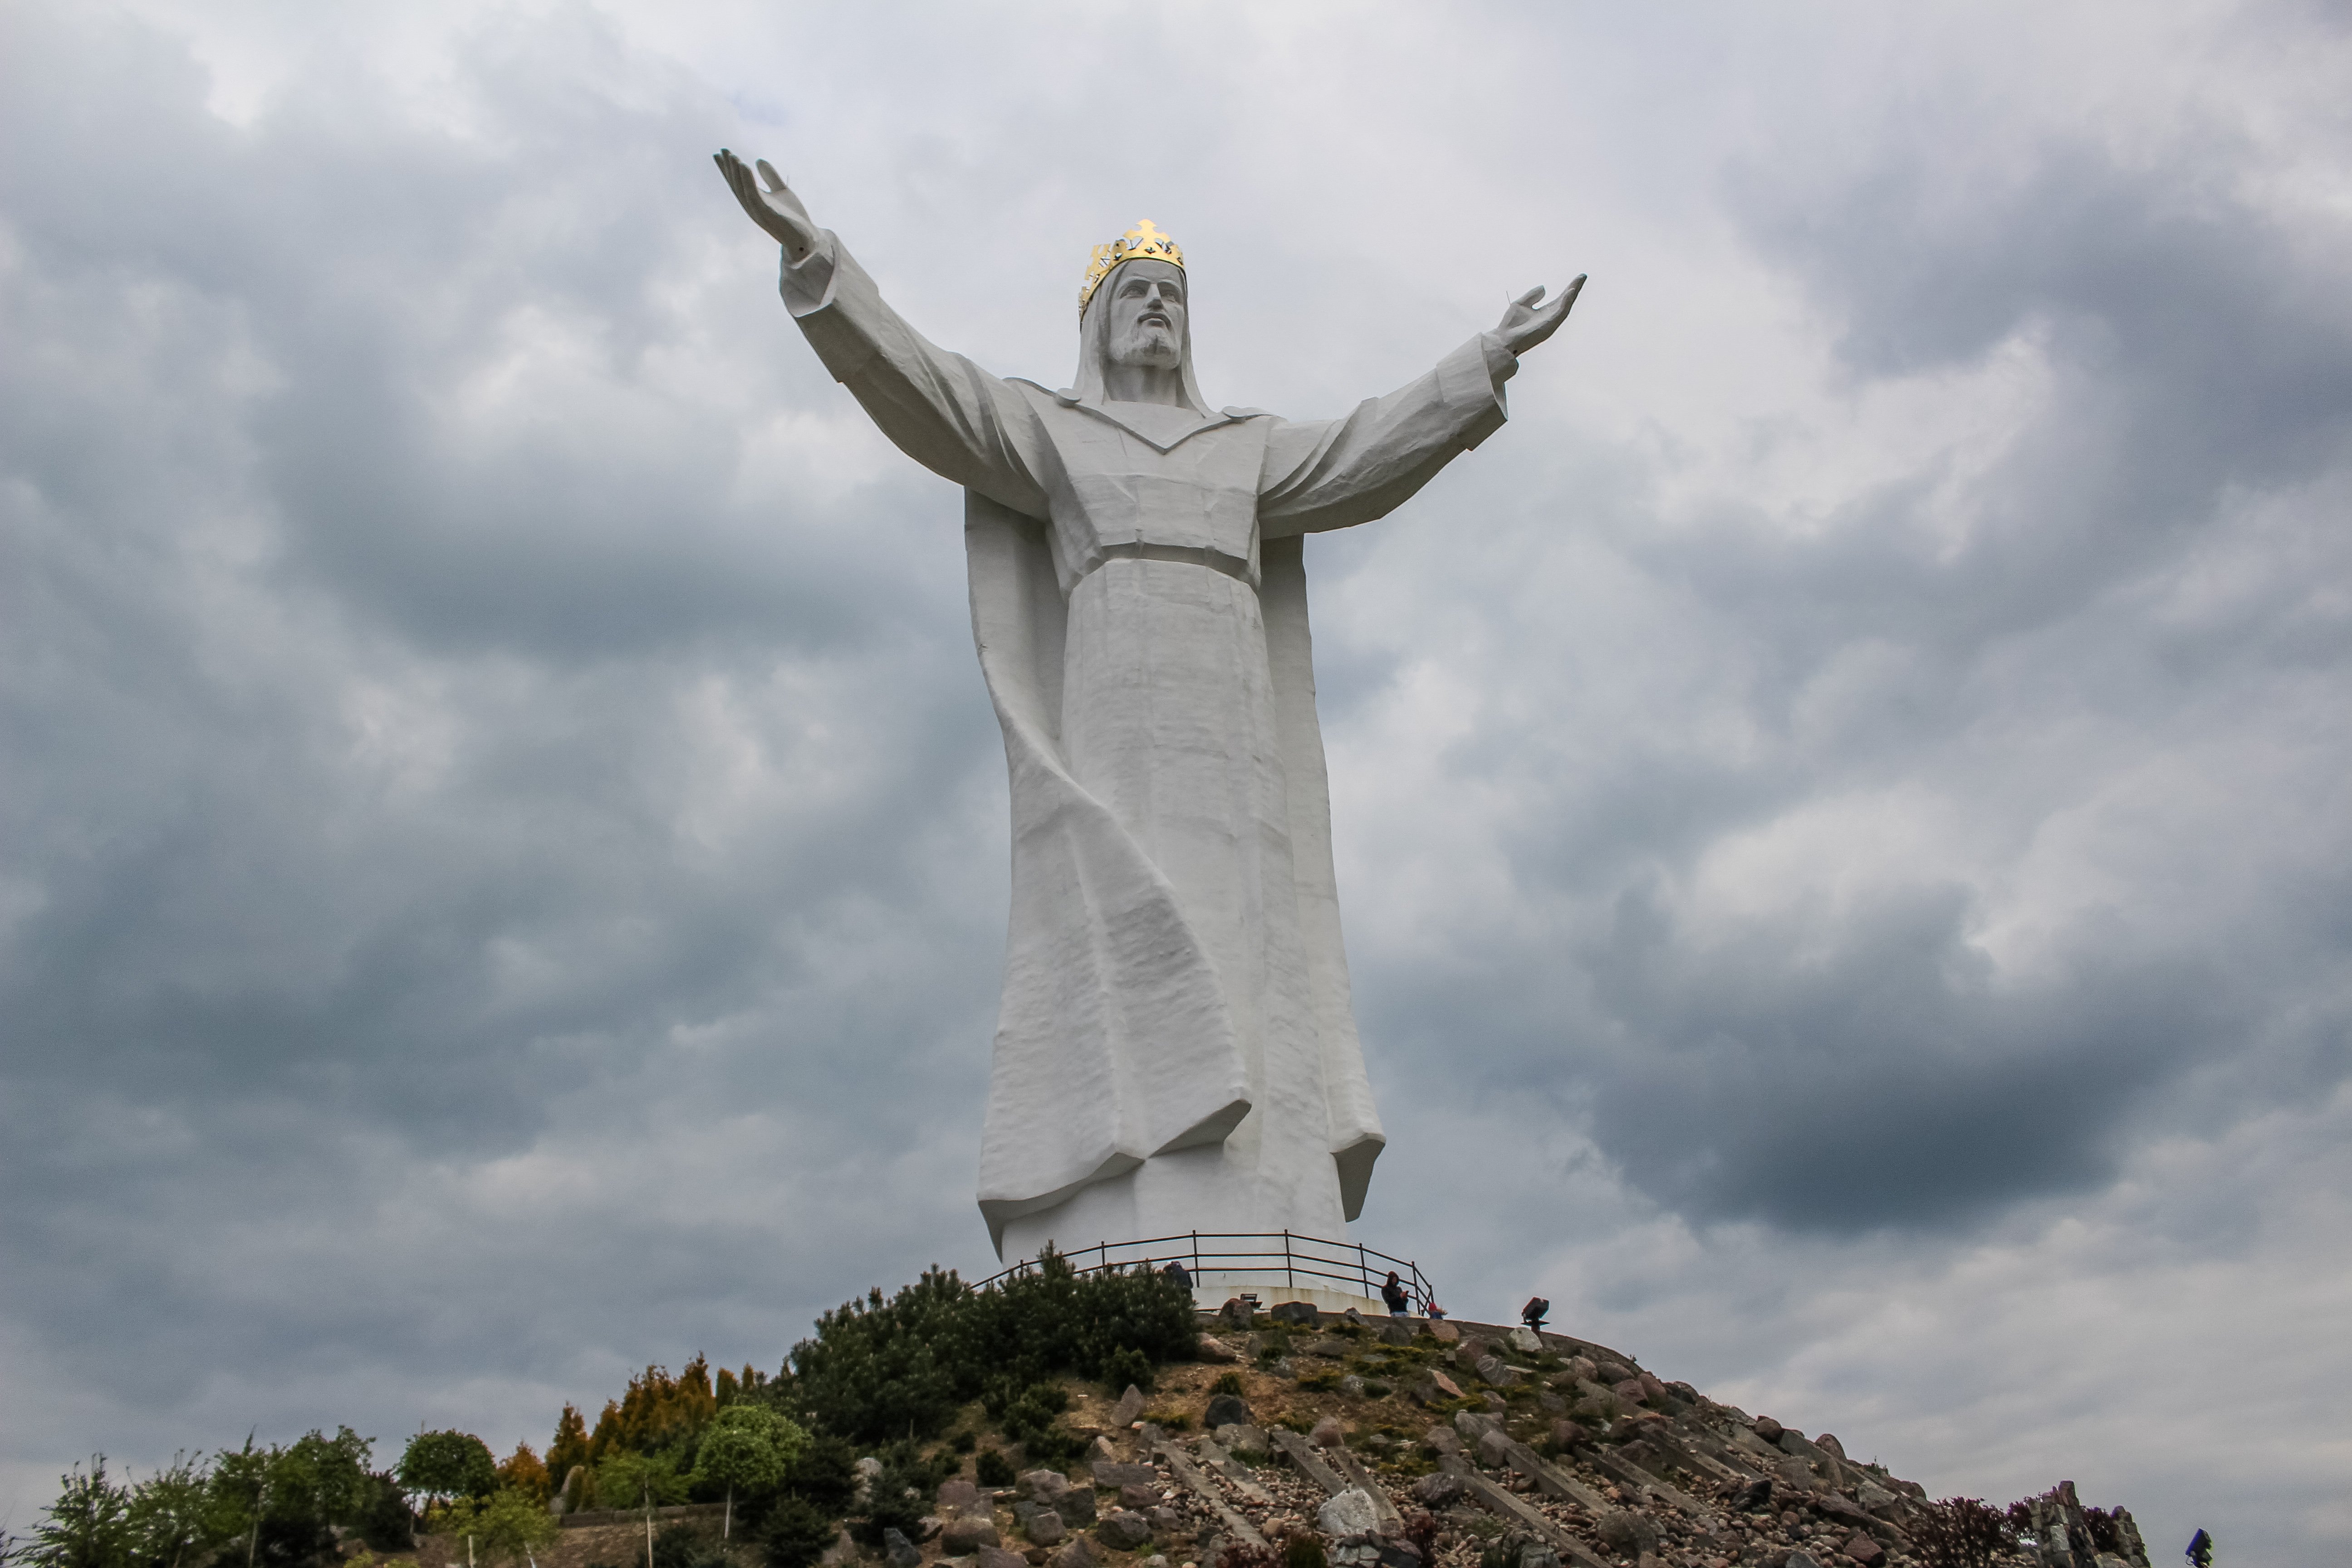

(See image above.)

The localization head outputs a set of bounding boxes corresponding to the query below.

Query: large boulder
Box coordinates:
[976,1549,1028,1568]
[1111,1386,1147,1428]
[1309,1416,1347,1448]
[1427,1321,1461,1344]
[1409,1473,1465,1507]
[1316,1488,1383,1539]
[1268,1301,1319,1326]
[1751,1416,1785,1443]
[1506,1327,1544,1354]
[1203,1393,1252,1430]
[1096,1512,1152,1551]
[882,1529,922,1568]
[1051,1538,1097,1568]
[941,1518,1002,1554]
[1196,1334,1241,1363]
[1024,1510,1066,1546]
[937,1478,981,1514]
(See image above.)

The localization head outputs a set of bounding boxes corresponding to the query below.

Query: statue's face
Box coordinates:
[1106,260,1186,371]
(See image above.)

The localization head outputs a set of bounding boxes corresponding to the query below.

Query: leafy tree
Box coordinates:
[546,1408,591,1492]
[587,1360,718,1464]
[396,1433,496,1512]
[432,1490,558,1568]
[25,1458,133,1568]
[591,1451,686,1517]
[493,1447,550,1507]
[689,1408,804,1539]
[123,1455,227,1568]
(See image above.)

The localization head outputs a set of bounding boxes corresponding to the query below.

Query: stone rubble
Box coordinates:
[905,1308,2151,1568]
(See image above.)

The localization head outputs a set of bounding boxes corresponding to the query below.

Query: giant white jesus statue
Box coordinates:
[717,152,1582,1263]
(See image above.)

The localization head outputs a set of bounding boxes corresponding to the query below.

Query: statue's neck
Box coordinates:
[1100,361,1187,407]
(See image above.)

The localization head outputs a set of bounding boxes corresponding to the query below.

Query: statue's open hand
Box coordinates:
[715,149,819,265]
[1495,275,1586,357]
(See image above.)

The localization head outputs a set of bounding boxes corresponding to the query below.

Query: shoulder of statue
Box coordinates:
[1219,407,1275,420]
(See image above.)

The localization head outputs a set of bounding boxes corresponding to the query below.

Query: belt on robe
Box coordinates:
[1077,540,1258,589]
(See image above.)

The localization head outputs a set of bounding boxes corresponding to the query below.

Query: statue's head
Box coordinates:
[1104,260,1186,371]
[1073,220,1209,413]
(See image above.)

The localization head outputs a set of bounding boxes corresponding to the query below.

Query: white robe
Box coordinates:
[778,236,1517,1257]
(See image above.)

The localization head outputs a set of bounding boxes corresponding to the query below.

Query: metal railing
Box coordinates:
[974,1229,1434,1314]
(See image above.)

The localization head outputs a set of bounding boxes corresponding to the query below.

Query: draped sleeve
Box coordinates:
[1256,333,1516,539]
[779,235,1053,521]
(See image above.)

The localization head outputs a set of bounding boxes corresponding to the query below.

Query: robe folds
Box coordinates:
[778,235,1517,1257]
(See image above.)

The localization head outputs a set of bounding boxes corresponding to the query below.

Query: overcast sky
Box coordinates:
[5,1,2350,1563]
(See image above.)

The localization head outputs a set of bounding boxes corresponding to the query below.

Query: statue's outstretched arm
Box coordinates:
[1495,276,1586,357]
[713,149,1049,519]
[714,150,820,265]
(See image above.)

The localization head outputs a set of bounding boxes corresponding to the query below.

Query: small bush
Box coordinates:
[1363,1382,1392,1399]
[1283,1537,1328,1568]
[973,1450,1015,1488]
[1296,1373,1340,1393]
[760,1497,836,1568]
[1912,1498,2016,1568]
[1140,1411,1191,1431]
[1211,1373,1246,1397]
[949,1432,976,1455]
[1102,1347,1155,1395]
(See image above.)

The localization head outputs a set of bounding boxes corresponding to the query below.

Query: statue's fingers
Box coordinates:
[755,157,789,194]
[1514,285,1546,308]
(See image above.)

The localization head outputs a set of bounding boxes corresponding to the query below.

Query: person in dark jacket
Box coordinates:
[1381,1270,1411,1316]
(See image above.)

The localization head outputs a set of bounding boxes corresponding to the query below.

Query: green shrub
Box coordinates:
[949,1431,976,1455]
[973,1450,1015,1488]
[791,1254,1195,1445]
[779,1435,857,1519]
[1210,1373,1246,1397]
[1297,1373,1340,1393]
[1102,1346,1155,1394]
[760,1497,836,1568]
[1284,1538,1328,1568]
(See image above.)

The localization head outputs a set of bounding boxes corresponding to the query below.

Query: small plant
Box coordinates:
[1102,1347,1155,1395]
[1296,1372,1340,1393]
[1141,1410,1192,1431]
[973,1450,1015,1488]
[1275,1413,1316,1435]
[1363,1382,1392,1399]
[949,1431,976,1455]
[1911,1498,2017,1568]
[1283,1536,1328,1568]
[759,1497,836,1568]
[1211,1373,1247,1396]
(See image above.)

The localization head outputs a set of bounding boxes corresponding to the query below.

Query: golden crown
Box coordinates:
[1079,219,1184,318]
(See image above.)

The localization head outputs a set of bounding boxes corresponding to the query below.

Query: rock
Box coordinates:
[1564,1357,1598,1384]
[884,1529,923,1568]
[854,1455,884,1504]
[1025,1510,1067,1546]
[1637,1373,1667,1405]
[1019,1471,1070,1500]
[1055,1490,1097,1526]
[1838,1534,1882,1567]
[1380,1320,1416,1346]
[1612,1378,1648,1406]
[1427,1320,1460,1343]
[1597,1513,1660,1556]
[1340,1375,1368,1399]
[1317,1488,1384,1539]
[1268,1357,1298,1380]
[1097,1512,1152,1551]
[943,1518,1004,1553]
[1752,1416,1785,1443]
[1570,1396,1615,1422]
[1475,1430,1512,1469]
[1548,1421,1588,1449]
[1518,1548,1560,1568]
[1219,1299,1254,1329]
[977,1549,1029,1568]
[1212,1424,1267,1453]
[1111,1386,1147,1427]
[1309,1416,1347,1448]
[1086,1436,1119,1464]
[1196,1335,1240,1363]
[1474,1357,1525,1388]
[1118,1485,1155,1510]
[1728,1477,1771,1512]
[1595,1362,1636,1385]
[1507,1327,1544,1353]
[1666,1381,1701,1405]
[1269,1301,1319,1325]
[1409,1473,1465,1507]
[1815,1434,1847,1461]
[1093,1464,1157,1490]
[1536,1391,1565,1415]
[1785,1554,1823,1568]
[1146,1506,1185,1536]
[1052,1539,1097,1568]
[939,1478,982,1514]
[1421,1426,1462,1456]
[1342,1307,1365,1325]
[1409,1370,1464,1406]
[1203,1393,1252,1429]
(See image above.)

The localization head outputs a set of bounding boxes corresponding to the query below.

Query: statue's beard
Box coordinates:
[1109,321,1181,370]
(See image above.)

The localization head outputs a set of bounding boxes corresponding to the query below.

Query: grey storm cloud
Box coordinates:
[5,1,2351,1563]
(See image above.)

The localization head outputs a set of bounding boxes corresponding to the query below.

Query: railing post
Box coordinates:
[1357,1241,1367,1300]
[1284,1229,1294,1291]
